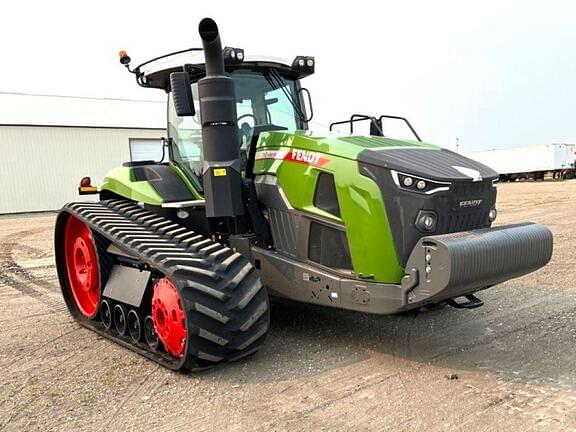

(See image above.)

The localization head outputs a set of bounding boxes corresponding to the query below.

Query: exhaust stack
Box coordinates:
[197,18,244,219]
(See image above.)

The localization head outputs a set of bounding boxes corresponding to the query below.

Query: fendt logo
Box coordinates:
[459,199,483,208]
[285,149,329,167]
[254,149,330,167]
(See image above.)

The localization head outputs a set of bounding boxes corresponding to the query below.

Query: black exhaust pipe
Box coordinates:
[199,18,225,76]
[197,18,244,219]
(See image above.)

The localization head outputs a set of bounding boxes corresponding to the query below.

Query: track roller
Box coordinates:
[144,316,159,350]
[100,299,112,329]
[127,310,141,343]
[113,304,127,335]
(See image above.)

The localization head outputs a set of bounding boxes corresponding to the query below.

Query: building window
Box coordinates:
[313,172,341,217]
[308,221,353,270]
[129,138,164,162]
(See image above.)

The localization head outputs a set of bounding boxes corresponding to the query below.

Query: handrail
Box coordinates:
[329,113,422,142]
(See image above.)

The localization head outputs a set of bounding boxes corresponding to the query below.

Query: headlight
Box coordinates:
[488,207,497,222]
[292,56,315,73]
[177,209,190,219]
[223,46,245,64]
[391,170,451,195]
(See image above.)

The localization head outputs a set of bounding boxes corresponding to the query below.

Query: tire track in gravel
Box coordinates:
[391,311,426,431]
[0,226,84,394]
[282,292,574,431]
[0,326,81,374]
[0,228,65,314]
[0,310,57,324]
[423,300,576,372]
[0,226,74,376]
[391,310,497,429]
[179,294,575,431]
[101,364,165,432]
[381,296,576,427]
[0,339,107,428]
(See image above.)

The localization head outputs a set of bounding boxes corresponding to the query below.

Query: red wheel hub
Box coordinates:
[64,215,100,318]
[152,278,187,357]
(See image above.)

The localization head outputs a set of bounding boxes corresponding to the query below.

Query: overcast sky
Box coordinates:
[2,0,575,151]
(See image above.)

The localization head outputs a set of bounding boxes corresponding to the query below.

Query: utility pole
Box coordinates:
[456,137,460,153]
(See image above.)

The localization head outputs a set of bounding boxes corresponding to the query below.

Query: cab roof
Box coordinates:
[137,49,314,91]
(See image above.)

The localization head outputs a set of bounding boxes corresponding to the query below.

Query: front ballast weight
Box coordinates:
[401,222,553,308]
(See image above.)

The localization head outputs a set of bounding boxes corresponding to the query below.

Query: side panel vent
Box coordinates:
[269,208,298,257]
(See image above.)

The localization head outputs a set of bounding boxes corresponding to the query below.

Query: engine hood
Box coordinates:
[357,146,498,183]
[258,131,498,183]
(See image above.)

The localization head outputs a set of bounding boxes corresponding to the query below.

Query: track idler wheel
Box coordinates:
[63,215,101,318]
[100,299,112,329]
[151,278,187,357]
[144,316,159,350]
[127,310,141,343]
[113,304,127,335]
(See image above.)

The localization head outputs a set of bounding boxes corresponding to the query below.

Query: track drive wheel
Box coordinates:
[152,278,187,357]
[63,215,101,318]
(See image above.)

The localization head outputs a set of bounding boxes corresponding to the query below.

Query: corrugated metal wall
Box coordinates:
[0,126,163,213]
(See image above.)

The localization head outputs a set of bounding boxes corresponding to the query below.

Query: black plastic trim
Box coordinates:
[131,164,194,203]
[359,161,497,266]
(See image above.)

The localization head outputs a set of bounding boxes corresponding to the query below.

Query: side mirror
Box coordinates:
[298,87,314,123]
[170,72,195,116]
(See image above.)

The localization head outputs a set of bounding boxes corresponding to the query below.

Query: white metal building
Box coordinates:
[0,92,166,214]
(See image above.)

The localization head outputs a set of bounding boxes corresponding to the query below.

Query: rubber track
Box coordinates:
[57,199,270,371]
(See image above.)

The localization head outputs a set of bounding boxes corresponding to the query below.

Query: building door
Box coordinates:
[129,138,164,162]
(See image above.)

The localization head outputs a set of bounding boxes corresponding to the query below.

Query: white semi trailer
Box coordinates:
[465,143,576,181]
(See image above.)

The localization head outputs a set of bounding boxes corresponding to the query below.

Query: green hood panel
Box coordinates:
[254,130,419,284]
[101,166,164,205]
[256,130,440,161]
[101,163,202,205]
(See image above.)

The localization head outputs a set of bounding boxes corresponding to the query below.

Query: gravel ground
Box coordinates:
[0,180,575,431]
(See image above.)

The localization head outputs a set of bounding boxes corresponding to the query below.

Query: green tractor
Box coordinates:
[54,18,553,370]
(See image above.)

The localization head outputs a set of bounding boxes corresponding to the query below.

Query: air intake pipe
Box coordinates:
[198,18,244,219]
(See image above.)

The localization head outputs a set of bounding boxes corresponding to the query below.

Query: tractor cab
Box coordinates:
[122,49,315,193]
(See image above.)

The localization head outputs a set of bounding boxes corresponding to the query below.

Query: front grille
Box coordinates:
[437,210,488,233]
[452,181,493,195]
[440,181,493,233]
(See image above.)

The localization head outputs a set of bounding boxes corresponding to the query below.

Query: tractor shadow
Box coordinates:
[204,283,576,389]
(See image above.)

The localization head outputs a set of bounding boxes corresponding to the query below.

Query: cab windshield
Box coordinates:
[168,69,307,192]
